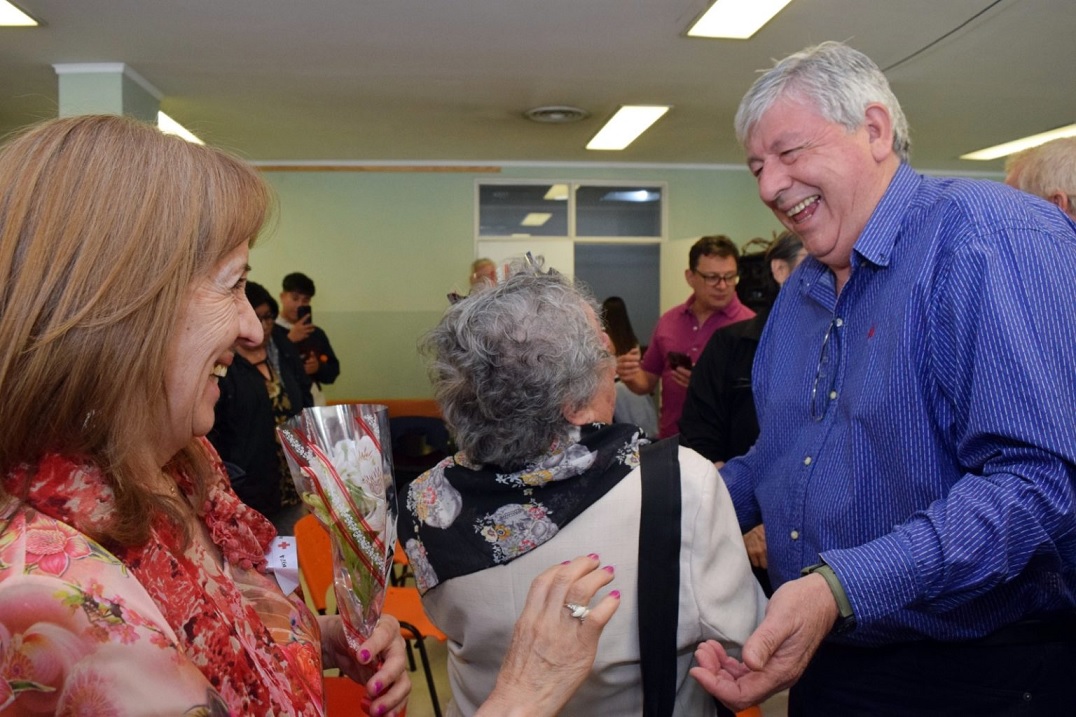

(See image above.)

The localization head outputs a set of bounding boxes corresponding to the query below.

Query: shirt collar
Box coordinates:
[852,162,922,269]
[790,164,921,308]
[679,292,747,321]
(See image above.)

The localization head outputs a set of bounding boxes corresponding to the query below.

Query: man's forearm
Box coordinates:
[620,369,656,395]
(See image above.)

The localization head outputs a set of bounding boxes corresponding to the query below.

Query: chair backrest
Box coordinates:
[385,585,447,643]
[389,416,452,456]
[328,398,442,419]
[295,513,333,613]
[389,415,453,490]
[296,514,445,649]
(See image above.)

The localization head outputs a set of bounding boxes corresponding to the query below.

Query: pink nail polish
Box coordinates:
[603,564,615,573]
[588,552,600,560]
[377,705,387,716]
[359,649,371,662]
[374,680,383,696]
[561,560,571,565]
[610,590,621,599]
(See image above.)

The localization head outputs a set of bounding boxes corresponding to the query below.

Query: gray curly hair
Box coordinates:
[735,41,911,163]
[422,269,612,469]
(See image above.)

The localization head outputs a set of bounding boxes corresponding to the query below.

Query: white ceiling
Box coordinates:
[1,0,1072,172]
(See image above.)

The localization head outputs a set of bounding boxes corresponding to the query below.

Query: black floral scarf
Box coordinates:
[399,422,647,593]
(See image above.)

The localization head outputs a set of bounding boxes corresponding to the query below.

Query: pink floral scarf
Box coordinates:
[4,438,323,715]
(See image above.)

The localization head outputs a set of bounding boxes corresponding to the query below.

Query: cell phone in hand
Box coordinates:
[667,351,693,370]
[296,305,312,323]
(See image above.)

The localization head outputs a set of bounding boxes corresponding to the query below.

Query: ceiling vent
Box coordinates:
[524,105,590,123]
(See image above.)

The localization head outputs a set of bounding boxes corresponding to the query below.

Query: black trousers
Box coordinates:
[789,623,1076,716]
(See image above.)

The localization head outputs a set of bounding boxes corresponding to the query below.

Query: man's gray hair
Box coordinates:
[735,41,911,162]
[1005,137,1076,214]
[422,270,612,469]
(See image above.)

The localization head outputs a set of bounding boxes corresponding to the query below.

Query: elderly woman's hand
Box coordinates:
[476,555,620,717]
[319,614,411,716]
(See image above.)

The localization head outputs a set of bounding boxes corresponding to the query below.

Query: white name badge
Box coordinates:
[265,536,300,596]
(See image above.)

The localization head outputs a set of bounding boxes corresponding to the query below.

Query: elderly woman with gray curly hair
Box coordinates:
[400,267,766,716]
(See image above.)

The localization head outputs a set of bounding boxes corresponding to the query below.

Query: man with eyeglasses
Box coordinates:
[690,42,1076,716]
[616,235,755,438]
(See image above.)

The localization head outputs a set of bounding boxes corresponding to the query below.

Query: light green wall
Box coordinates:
[250,164,782,401]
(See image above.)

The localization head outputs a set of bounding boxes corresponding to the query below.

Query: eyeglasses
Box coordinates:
[693,270,740,287]
[809,317,843,422]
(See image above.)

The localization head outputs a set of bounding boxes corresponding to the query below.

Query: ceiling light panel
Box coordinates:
[520,212,553,227]
[0,1,37,26]
[586,106,670,151]
[687,0,794,40]
[960,123,1076,161]
[544,184,570,201]
[602,190,660,203]
[158,111,204,145]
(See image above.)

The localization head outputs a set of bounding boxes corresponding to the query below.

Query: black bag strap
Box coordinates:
[638,436,682,717]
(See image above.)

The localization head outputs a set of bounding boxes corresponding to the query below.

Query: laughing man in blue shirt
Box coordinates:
[691,42,1076,716]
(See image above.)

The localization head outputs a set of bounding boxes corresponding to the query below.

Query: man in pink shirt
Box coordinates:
[616,235,755,438]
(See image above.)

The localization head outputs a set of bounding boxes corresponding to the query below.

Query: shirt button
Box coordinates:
[835,317,844,327]
[804,456,812,466]
[790,530,800,540]
[829,390,838,400]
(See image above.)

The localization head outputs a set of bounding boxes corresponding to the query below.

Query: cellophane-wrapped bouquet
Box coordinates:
[278,404,397,649]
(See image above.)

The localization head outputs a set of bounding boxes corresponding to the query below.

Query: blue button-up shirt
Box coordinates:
[722,163,1076,645]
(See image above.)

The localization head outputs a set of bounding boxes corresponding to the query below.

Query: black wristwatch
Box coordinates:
[802,562,857,634]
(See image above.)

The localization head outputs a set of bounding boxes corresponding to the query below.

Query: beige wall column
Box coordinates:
[52,63,160,121]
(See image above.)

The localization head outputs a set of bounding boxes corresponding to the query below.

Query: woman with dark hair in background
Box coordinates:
[600,296,638,356]
[601,296,658,437]
[209,280,311,533]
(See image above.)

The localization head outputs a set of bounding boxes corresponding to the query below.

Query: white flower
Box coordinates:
[331,436,387,500]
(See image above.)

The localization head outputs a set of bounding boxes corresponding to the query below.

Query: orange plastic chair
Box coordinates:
[323,674,408,717]
[390,541,412,586]
[294,514,442,717]
[324,675,368,717]
[295,513,334,613]
[384,585,447,717]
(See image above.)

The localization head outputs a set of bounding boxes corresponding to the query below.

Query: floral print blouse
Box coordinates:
[0,439,323,716]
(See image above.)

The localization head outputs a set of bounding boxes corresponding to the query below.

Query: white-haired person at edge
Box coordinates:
[689,41,1076,716]
[400,259,766,716]
[1005,136,1076,220]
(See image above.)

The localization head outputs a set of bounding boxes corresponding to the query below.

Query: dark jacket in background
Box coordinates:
[291,325,340,387]
[678,306,770,464]
[208,337,310,518]
[273,324,315,406]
